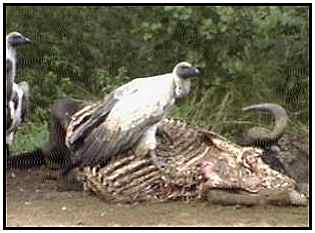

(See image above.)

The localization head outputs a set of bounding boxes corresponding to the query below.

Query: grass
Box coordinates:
[9,101,309,154]
[10,121,49,154]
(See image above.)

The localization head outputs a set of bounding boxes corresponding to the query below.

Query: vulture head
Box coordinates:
[173,62,200,99]
[6,32,31,48]
[174,62,200,79]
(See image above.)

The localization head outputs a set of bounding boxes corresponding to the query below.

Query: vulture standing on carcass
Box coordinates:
[64,62,200,175]
[6,32,31,153]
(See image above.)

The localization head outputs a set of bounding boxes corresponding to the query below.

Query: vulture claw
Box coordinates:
[149,150,168,170]
[156,127,174,145]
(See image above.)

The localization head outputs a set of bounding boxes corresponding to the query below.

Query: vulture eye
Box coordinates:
[181,66,190,71]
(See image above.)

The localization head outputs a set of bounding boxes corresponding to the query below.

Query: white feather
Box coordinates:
[6,83,25,145]
[105,66,192,155]
[6,40,17,84]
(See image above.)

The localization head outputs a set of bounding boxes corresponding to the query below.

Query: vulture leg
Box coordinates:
[56,172,84,191]
[61,160,82,177]
[149,149,167,170]
[6,145,10,160]
[148,149,176,181]
[156,126,174,145]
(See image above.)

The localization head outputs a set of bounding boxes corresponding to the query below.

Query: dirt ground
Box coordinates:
[5,168,309,227]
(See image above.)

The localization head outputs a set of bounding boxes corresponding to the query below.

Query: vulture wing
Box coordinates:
[48,98,86,147]
[67,74,174,167]
[65,78,147,150]
[66,93,118,150]
[70,111,162,167]
[6,59,14,130]
[18,81,30,122]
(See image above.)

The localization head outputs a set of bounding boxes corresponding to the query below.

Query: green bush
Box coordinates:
[6,6,309,152]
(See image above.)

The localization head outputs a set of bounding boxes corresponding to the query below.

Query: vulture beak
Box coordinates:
[174,62,201,79]
[182,66,201,79]
[23,36,31,44]
[191,67,201,76]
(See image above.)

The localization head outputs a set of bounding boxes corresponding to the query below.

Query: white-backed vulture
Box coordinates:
[64,62,200,174]
[6,32,31,147]
[6,32,31,94]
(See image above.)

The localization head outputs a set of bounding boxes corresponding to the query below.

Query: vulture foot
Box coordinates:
[57,170,84,192]
[149,150,167,170]
[149,150,174,179]
[156,127,174,145]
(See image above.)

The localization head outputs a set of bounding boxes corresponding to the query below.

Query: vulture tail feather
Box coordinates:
[7,149,45,169]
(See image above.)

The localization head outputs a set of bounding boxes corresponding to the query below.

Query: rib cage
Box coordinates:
[74,118,305,204]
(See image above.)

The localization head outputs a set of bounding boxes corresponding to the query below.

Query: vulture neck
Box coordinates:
[6,43,16,61]
[6,44,17,80]
[173,73,191,99]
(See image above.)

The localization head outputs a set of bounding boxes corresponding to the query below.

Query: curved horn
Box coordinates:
[241,103,288,146]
